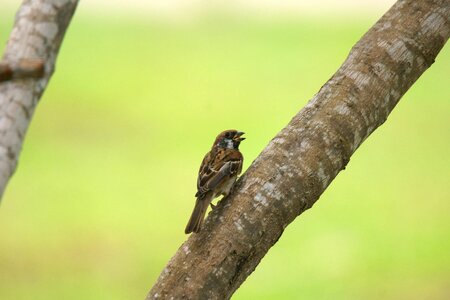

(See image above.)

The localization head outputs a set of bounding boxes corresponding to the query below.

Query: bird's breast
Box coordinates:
[213,174,237,198]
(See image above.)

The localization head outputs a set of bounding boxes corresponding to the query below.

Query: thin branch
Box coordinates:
[0,0,79,198]
[147,0,450,299]
[0,59,45,82]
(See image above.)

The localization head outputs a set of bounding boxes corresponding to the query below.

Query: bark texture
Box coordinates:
[0,0,78,198]
[148,0,449,299]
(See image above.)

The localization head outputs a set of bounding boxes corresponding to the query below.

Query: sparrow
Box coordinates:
[185,130,245,234]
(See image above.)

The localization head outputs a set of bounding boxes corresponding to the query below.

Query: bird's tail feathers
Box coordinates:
[185,197,210,234]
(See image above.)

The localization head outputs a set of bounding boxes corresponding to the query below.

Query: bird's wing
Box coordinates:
[195,149,243,199]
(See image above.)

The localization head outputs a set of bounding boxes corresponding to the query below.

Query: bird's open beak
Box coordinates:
[234,131,245,141]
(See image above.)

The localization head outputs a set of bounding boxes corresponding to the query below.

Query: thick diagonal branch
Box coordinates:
[0,0,79,198]
[147,0,449,299]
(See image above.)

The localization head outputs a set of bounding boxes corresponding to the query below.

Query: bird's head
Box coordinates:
[214,130,245,150]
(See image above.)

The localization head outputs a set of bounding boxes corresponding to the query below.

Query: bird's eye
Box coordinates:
[225,132,231,138]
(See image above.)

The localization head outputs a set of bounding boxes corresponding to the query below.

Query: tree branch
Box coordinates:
[0,0,79,198]
[147,0,449,299]
[0,59,45,82]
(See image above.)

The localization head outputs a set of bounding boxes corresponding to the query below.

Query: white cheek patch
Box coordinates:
[226,139,234,149]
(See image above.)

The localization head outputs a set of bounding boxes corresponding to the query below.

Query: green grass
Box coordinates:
[0,11,449,300]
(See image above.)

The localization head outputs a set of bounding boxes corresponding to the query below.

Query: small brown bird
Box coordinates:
[185,130,245,234]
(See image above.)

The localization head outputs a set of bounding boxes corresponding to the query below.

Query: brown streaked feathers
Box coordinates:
[185,130,245,234]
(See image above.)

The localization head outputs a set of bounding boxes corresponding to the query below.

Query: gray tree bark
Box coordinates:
[147,0,449,299]
[0,0,79,198]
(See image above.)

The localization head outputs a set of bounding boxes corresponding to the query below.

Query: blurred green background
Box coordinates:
[0,1,449,299]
